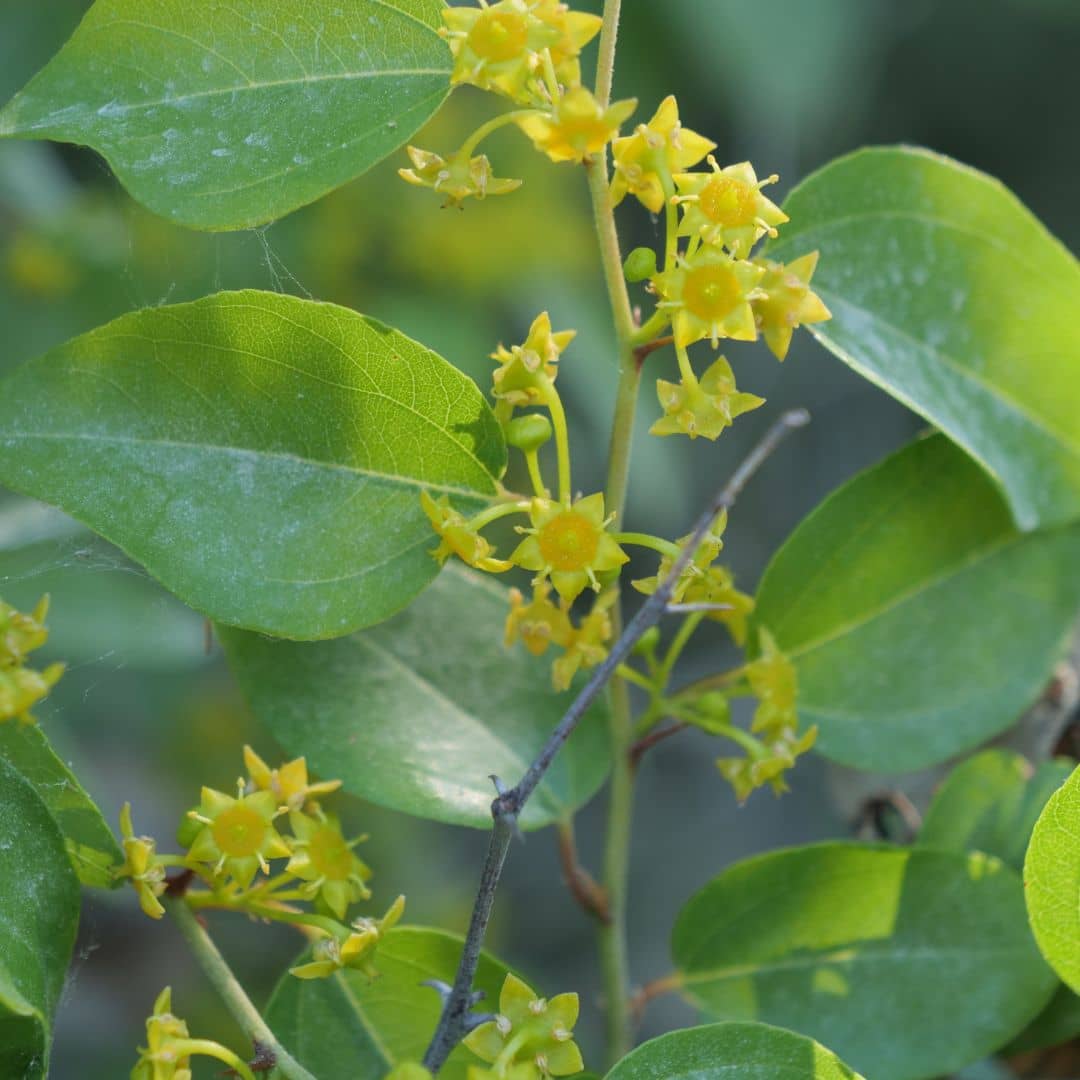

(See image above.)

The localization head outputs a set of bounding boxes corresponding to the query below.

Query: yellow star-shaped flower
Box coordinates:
[752,251,832,360]
[399,146,522,207]
[516,87,636,163]
[650,356,764,440]
[421,492,513,574]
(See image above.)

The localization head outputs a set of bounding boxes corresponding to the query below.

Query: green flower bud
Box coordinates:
[633,626,661,656]
[623,246,657,283]
[505,413,554,453]
[175,808,202,850]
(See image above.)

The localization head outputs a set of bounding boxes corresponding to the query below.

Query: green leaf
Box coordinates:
[0,723,122,888]
[605,1022,863,1079]
[0,291,505,640]
[921,750,1074,871]
[0,758,80,1078]
[1025,764,1080,993]
[0,0,451,231]
[1002,983,1080,1056]
[768,146,1080,530]
[751,434,1080,771]
[220,564,610,830]
[672,842,1056,1080]
[265,926,511,1079]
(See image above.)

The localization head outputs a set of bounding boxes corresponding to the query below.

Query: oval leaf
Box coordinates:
[265,926,512,1079]
[0,0,451,230]
[1025,764,1080,993]
[768,146,1080,531]
[0,724,122,888]
[220,564,610,830]
[605,1022,863,1080]
[672,842,1056,1080]
[0,758,80,1078]
[921,751,1074,872]
[752,434,1080,771]
[0,291,505,640]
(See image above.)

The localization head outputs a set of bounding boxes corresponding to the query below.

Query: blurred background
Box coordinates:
[1,1,1078,1075]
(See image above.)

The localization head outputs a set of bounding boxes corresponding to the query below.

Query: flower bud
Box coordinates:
[623,246,657,283]
[505,413,553,454]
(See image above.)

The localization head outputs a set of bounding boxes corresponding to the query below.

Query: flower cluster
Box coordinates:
[400,1,636,206]
[0,594,64,725]
[116,746,402,983]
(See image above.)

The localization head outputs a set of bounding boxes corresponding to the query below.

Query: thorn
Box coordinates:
[422,979,453,1005]
[463,1010,498,1033]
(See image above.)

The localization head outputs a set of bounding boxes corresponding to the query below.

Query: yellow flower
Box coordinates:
[505,582,573,656]
[511,494,628,603]
[117,803,168,920]
[441,1,560,102]
[631,513,727,602]
[399,146,522,207]
[464,974,584,1078]
[611,95,715,213]
[286,808,372,920]
[752,251,832,360]
[674,158,788,257]
[650,355,764,440]
[684,566,755,645]
[654,248,766,348]
[536,0,603,88]
[0,594,64,726]
[516,87,636,163]
[421,491,513,574]
[131,987,192,1080]
[716,723,817,803]
[746,628,798,735]
[243,745,341,812]
[290,895,405,980]
[491,311,576,406]
[551,594,613,691]
[185,781,291,889]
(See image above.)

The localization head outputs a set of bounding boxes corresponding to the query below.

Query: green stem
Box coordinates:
[675,342,698,387]
[658,612,704,689]
[540,380,574,504]
[164,898,316,1080]
[589,0,639,1065]
[630,309,671,347]
[459,109,539,158]
[177,1039,257,1080]
[613,532,681,559]
[468,499,532,530]
[524,449,548,498]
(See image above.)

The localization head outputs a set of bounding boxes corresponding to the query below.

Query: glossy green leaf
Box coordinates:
[1025,764,1080,993]
[220,564,610,829]
[0,724,122,888]
[0,0,451,230]
[0,758,80,1079]
[672,842,1056,1080]
[921,750,1074,871]
[752,434,1080,771]
[605,1022,862,1080]
[768,146,1080,530]
[0,291,505,640]
[265,926,512,1079]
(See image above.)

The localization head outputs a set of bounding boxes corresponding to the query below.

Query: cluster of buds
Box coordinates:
[116,746,404,983]
[400,1,637,206]
[0,594,64,725]
[608,96,830,440]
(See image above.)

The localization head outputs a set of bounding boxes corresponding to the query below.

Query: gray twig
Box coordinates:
[421,409,809,1074]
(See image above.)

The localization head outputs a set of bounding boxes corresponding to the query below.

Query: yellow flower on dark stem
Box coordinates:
[185,781,291,889]
[491,311,576,406]
[465,974,584,1078]
[290,895,405,980]
[610,95,715,213]
[511,494,628,603]
[131,987,192,1080]
[654,248,766,348]
[684,566,755,646]
[243,745,341,811]
[516,87,636,163]
[117,803,168,920]
[650,355,764,440]
[752,251,832,360]
[286,808,372,920]
[421,491,513,574]
[674,158,788,258]
[505,582,573,656]
[398,146,522,208]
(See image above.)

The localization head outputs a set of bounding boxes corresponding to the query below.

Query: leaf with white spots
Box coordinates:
[0,0,451,230]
